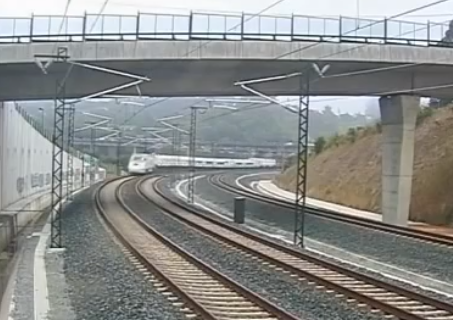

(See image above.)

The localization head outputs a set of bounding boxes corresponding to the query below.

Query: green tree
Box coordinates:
[314,136,326,155]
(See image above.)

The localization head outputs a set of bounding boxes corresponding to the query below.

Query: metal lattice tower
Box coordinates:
[175,129,182,181]
[116,130,122,176]
[171,129,178,184]
[294,73,311,248]
[80,153,86,187]
[66,104,75,201]
[50,47,69,248]
[90,127,96,185]
[187,107,198,204]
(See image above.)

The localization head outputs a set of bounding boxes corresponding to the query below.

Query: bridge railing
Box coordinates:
[0,12,451,47]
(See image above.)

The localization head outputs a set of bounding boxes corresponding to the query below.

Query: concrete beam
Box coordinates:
[379,95,419,226]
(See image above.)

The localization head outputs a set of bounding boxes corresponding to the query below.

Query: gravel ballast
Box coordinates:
[167,176,453,303]
[61,188,187,320]
[125,179,388,320]
[199,173,453,284]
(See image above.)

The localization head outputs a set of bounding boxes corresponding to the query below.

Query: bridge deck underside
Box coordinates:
[1,59,453,100]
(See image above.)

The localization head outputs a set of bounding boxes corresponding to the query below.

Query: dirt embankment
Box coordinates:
[275,107,453,225]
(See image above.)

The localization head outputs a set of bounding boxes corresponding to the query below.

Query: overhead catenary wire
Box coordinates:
[221,0,453,122]
[66,0,450,132]
[275,0,451,60]
[49,0,73,56]
[199,81,453,124]
[119,0,452,128]
[115,0,289,126]
[85,0,453,21]
[184,0,287,57]
[57,0,112,93]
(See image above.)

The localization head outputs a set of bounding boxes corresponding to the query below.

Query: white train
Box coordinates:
[154,155,276,169]
[127,153,276,174]
[127,153,156,175]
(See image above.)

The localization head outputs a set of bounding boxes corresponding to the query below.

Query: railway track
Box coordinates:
[208,173,453,246]
[95,177,299,320]
[139,174,453,320]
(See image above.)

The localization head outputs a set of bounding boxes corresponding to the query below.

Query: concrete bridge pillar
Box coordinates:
[379,95,419,226]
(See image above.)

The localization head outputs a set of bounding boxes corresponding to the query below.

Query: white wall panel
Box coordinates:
[0,102,94,210]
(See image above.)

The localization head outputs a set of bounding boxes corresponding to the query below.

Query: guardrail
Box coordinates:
[0,12,452,47]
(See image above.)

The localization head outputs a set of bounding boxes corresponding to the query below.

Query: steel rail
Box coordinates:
[95,177,218,320]
[209,173,453,246]
[95,176,300,320]
[139,175,453,320]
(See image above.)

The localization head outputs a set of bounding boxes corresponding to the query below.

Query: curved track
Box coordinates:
[140,175,453,320]
[95,177,299,320]
[208,173,453,247]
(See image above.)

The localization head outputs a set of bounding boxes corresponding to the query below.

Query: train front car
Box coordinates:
[127,153,151,175]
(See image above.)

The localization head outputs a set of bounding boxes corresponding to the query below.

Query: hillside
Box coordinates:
[276,107,453,225]
[20,99,376,144]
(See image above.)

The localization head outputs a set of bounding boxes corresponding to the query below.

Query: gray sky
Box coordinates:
[1,0,450,113]
[2,0,452,20]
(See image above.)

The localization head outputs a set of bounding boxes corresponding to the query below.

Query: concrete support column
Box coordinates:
[379,95,419,226]
[0,102,3,211]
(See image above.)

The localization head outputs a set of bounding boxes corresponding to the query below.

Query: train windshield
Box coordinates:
[131,155,147,161]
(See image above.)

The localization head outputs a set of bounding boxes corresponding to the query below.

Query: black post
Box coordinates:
[234,197,245,224]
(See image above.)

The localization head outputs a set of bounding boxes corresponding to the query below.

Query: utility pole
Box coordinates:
[171,128,177,185]
[66,104,75,201]
[187,106,207,204]
[211,142,216,157]
[175,129,182,182]
[81,153,85,187]
[48,47,69,249]
[35,49,150,249]
[233,64,329,247]
[116,130,122,176]
[89,125,97,185]
[293,73,311,247]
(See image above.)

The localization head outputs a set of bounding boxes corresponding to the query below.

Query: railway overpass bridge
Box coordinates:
[0,12,453,100]
[1,11,453,226]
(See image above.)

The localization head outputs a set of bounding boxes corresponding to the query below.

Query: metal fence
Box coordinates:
[0,12,451,46]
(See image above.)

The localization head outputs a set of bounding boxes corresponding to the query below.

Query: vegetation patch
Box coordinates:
[276,106,453,225]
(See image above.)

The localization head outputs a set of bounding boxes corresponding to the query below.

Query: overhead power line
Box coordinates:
[275,0,451,59]
[198,81,453,123]
[184,0,287,57]
[117,0,288,126]
[49,0,73,56]
[121,0,451,128]
[58,0,112,92]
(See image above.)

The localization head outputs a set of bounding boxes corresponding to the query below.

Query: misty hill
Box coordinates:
[19,98,378,144]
